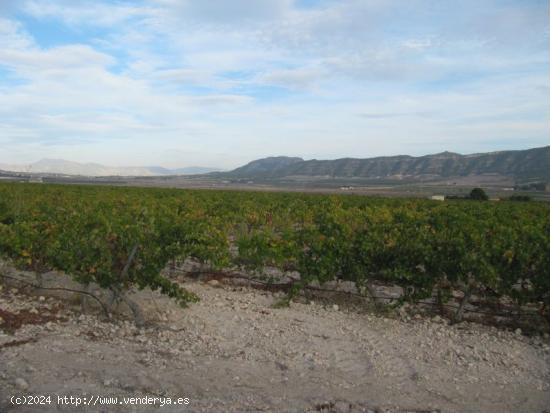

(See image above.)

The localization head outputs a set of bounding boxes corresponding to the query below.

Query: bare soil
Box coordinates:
[0,276,549,413]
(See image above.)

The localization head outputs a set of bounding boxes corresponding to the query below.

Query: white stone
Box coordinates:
[15,378,29,390]
[207,280,221,288]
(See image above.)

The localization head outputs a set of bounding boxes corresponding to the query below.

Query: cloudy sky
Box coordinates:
[0,0,549,169]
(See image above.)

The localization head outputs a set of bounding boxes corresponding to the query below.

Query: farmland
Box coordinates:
[1,182,549,319]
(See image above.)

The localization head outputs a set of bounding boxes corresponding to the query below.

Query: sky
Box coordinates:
[0,0,549,169]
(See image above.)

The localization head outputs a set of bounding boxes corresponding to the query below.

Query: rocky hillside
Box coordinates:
[227,156,304,178]
[224,146,550,182]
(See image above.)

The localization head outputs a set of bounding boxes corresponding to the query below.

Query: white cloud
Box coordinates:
[0,1,549,168]
[0,18,34,49]
[256,66,326,91]
[150,0,293,24]
[155,68,210,84]
[0,45,115,75]
[23,0,151,27]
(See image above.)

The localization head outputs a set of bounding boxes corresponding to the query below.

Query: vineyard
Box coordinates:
[0,182,549,325]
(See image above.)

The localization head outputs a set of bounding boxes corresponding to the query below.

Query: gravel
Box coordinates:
[0,279,549,412]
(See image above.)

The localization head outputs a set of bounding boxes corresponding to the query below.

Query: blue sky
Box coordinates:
[0,0,549,168]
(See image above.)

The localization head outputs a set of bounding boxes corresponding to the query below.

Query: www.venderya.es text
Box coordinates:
[10,394,191,408]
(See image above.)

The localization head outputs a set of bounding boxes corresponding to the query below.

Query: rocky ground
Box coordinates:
[0,276,549,413]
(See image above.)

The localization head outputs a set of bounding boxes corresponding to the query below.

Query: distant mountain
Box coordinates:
[0,159,221,177]
[228,156,304,178]
[146,166,222,175]
[2,146,548,182]
[172,166,222,175]
[223,146,550,182]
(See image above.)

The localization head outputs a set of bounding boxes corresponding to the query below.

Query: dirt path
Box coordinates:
[1,279,549,412]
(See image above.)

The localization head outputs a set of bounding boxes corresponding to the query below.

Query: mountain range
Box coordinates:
[222,146,550,183]
[0,159,221,177]
[1,146,548,183]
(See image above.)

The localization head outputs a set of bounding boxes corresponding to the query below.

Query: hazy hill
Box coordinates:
[227,156,304,178]
[223,146,550,182]
[0,159,221,177]
[2,146,548,182]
